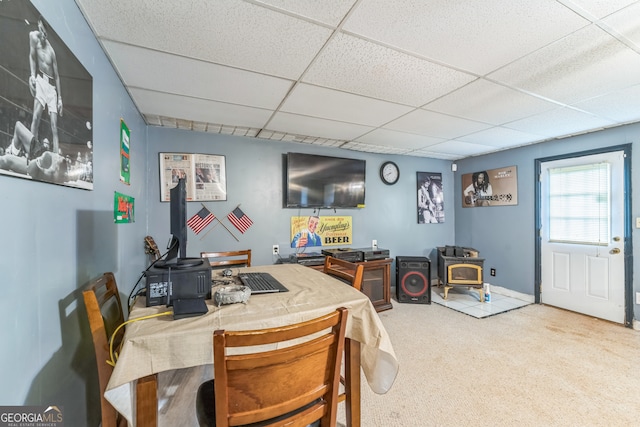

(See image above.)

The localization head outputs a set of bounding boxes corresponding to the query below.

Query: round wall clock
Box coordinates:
[380,161,400,185]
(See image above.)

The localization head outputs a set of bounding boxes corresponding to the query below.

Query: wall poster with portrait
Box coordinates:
[462,166,518,208]
[159,152,227,202]
[417,172,444,224]
[290,216,353,248]
[0,1,93,189]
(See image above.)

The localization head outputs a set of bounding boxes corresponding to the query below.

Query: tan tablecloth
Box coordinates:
[105,264,399,424]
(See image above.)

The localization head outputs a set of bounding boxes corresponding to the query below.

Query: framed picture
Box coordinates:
[0,1,93,189]
[159,152,227,202]
[417,172,444,223]
[462,166,518,207]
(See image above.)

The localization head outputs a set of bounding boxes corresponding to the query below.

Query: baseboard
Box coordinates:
[485,283,535,303]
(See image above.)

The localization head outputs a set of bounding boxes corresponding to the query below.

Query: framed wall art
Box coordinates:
[159,152,227,202]
[0,1,93,189]
[417,172,444,223]
[462,166,518,208]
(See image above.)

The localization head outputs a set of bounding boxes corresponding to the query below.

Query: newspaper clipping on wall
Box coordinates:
[159,152,227,202]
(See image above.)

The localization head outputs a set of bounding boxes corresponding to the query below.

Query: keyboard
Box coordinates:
[238,272,289,294]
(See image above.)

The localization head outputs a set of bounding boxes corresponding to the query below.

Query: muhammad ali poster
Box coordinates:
[0,0,93,189]
[462,166,518,208]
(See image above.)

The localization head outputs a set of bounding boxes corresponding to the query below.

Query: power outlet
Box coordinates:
[272,244,279,255]
[490,268,496,277]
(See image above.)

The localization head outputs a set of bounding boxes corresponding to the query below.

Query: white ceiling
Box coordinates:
[74,0,640,160]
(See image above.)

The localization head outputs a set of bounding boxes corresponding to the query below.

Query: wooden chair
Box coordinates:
[201,249,251,269]
[323,256,364,291]
[82,272,127,427]
[195,307,348,427]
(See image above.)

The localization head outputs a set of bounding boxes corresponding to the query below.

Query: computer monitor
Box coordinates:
[156,178,203,268]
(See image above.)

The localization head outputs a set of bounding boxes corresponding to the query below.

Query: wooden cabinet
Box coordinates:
[308,258,393,312]
[359,258,393,312]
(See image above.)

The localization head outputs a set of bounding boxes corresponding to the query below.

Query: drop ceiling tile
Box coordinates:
[489,25,640,105]
[505,107,616,137]
[425,79,559,125]
[354,128,444,150]
[342,141,412,155]
[343,0,588,74]
[417,140,495,157]
[130,88,273,128]
[102,41,293,110]
[457,126,546,148]
[280,83,413,126]
[267,112,374,141]
[255,0,357,26]
[600,2,640,45]
[77,0,332,79]
[385,109,492,139]
[572,84,640,123]
[562,0,639,19]
[303,33,476,107]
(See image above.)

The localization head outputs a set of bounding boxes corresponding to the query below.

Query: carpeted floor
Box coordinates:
[337,301,640,426]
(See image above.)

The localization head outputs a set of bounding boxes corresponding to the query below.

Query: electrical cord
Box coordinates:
[107,311,173,367]
[127,240,177,312]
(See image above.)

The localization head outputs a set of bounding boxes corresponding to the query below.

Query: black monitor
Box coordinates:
[156,178,203,269]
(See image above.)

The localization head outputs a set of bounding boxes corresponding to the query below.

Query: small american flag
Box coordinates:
[187,207,215,234]
[227,207,253,234]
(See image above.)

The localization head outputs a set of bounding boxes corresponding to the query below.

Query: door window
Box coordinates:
[548,162,610,245]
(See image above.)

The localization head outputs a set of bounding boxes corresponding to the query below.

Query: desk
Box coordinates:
[105,264,398,426]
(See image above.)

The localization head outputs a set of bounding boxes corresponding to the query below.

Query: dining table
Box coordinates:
[104,263,399,426]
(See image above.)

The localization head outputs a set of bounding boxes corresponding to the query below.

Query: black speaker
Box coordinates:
[396,256,431,304]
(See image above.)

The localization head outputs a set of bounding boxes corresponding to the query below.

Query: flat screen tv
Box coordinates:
[285,152,366,209]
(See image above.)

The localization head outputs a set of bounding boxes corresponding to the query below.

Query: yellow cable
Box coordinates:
[107,311,173,367]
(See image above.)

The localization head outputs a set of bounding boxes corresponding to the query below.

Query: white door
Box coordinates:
[540,151,625,323]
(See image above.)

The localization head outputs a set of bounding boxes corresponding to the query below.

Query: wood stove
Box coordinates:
[437,246,484,300]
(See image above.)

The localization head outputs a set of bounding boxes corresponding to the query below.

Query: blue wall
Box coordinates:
[146,127,454,266]
[0,0,149,425]
[1,1,638,426]
[456,125,638,311]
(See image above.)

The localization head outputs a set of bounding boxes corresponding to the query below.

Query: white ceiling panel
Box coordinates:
[458,127,547,148]
[423,140,496,157]
[506,107,616,137]
[489,25,640,105]
[78,0,333,79]
[280,83,414,126]
[255,0,358,26]
[75,0,640,160]
[302,33,476,107]
[573,84,640,122]
[425,80,560,125]
[343,0,589,75]
[102,41,294,110]
[354,128,445,150]
[600,2,640,44]
[385,109,492,140]
[267,112,374,141]
[562,0,639,19]
[130,89,273,129]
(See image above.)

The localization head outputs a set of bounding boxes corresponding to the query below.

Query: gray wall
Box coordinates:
[455,124,638,319]
[0,1,149,425]
[146,127,455,269]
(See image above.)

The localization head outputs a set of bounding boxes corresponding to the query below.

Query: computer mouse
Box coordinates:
[222,268,233,277]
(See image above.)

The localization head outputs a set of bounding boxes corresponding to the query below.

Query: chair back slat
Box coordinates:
[323,256,364,291]
[210,308,347,427]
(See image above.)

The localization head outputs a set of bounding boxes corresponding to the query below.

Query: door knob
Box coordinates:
[610,248,621,254]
